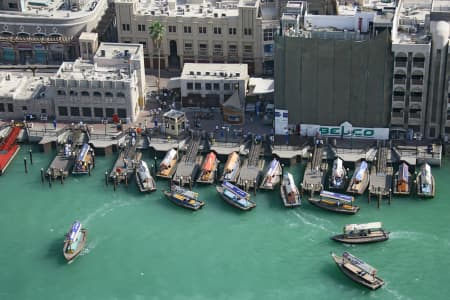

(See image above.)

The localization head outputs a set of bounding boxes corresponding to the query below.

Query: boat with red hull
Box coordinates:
[0,126,21,175]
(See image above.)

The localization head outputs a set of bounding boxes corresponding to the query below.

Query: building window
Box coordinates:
[117,92,125,98]
[7,103,13,112]
[82,107,92,117]
[41,108,47,114]
[264,28,277,41]
[105,108,115,118]
[69,90,77,96]
[244,28,252,36]
[224,83,230,90]
[213,27,222,34]
[195,83,201,90]
[70,107,80,116]
[81,91,89,97]
[0,103,4,112]
[94,107,103,118]
[57,90,66,95]
[213,83,220,90]
[137,24,146,32]
[122,24,130,31]
[184,26,192,33]
[58,106,68,116]
[22,106,28,111]
[187,82,193,90]
[199,26,207,34]
[117,108,127,118]
[184,42,193,52]
[229,28,237,35]
[199,43,208,55]
[93,91,102,97]
[264,44,273,54]
[205,83,212,90]
[9,3,18,9]
[105,92,113,97]
[168,25,176,33]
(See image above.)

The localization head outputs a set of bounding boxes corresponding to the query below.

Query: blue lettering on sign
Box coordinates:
[283,113,288,118]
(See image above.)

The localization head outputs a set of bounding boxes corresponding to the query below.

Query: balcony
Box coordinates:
[410,95,423,103]
[393,95,405,102]
[411,78,424,85]
[395,59,407,67]
[394,78,406,85]
[391,112,404,125]
[212,50,223,57]
[409,112,422,119]
[413,60,425,68]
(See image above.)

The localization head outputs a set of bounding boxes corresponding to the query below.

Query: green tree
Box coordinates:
[148,21,165,95]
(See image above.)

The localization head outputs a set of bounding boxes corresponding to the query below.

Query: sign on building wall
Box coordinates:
[300,121,389,140]
[274,109,288,135]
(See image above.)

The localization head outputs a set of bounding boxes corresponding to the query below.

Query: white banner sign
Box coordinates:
[274,109,288,135]
[300,121,389,140]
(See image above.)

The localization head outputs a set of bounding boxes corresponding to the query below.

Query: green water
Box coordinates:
[1,146,450,300]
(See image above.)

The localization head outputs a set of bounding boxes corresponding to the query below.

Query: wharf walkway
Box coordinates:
[368,143,393,206]
[109,134,140,184]
[173,137,202,187]
[236,141,264,192]
[301,145,328,195]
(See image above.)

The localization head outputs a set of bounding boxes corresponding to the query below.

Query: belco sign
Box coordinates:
[301,122,389,140]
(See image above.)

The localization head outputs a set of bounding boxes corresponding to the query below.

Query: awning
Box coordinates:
[248,77,274,95]
[167,77,181,89]
[223,91,242,110]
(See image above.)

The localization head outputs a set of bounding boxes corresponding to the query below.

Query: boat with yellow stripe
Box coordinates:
[308,190,359,214]
[163,186,205,211]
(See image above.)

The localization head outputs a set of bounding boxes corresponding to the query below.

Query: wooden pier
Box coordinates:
[236,141,264,192]
[368,142,393,207]
[302,144,328,195]
[172,137,202,188]
[109,132,141,184]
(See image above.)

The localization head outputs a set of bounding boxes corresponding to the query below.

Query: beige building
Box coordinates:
[114,0,280,75]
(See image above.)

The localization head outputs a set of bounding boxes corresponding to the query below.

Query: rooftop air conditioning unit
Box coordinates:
[190,71,194,75]
[214,13,218,17]
[222,13,226,17]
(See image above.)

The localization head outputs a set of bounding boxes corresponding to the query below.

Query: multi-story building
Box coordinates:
[114,0,279,75]
[0,0,112,65]
[51,35,146,122]
[390,0,450,140]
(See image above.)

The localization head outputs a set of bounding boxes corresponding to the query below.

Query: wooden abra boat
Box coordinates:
[260,158,282,190]
[329,157,347,190]
[216,181,256,211]
[331,222,389,244]
[164,185,204,210]
[136,160,156,192]
[157,148,178,179]
[72,143,94,175]
[280,172,301,207]
[197,152,219,184]
[416,163,435,198]
[308,190,359,214]
[331,252,385,290]
[220,151,241,183]
[347,160,369,195]
[393,162,413,195]
[63,221,87,263]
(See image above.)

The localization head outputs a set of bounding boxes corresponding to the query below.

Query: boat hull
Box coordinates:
[136,172,156,193]
[63,229,87,262]
[163,190,204,211]
[416,172,435,198]
[331,232,389,244]
[308,198,359,215]
[331,253,384,290]
[280,183,301,207]
[216,186,256,211]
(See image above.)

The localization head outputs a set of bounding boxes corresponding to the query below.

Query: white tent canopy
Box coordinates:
[223,90,242,110]
[248,78,274,95]
[167,77,181,89]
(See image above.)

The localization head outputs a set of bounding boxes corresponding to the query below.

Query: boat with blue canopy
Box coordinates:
[260,158,282,190]
[63,221,87,263]
[216,181,256,211]
[347,160,369,195]
[308,190,359,214]
[72,143,94,175]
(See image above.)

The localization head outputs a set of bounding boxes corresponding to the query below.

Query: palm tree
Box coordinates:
[148,21,165,95]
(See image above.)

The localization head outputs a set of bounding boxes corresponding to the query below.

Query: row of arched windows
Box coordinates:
[1,31,62,38]
[57,90,126,98]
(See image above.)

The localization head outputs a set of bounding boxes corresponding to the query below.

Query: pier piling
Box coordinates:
[88,163,91,176]
[40,168,44,184]
[48,176,52,188]
[29,149,33,165]
[113,175,117,191]
[60,169,64,184]
[253,180,257,195]
[125,174,128,187]
[105,171,108,186]
[24,157,27,173]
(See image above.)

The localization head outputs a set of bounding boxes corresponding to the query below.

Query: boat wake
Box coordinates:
[291,210,334,234]
[383,282,411,300]
[82,198,135,225]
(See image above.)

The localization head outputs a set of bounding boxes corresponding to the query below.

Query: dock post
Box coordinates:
[377,192,381,209]
[48,175,52,188]
[105,171,108,186]
[92,153,95,168]
[180,176,183,187]
[154,156,157,170]
[389,189,392,205]
[113,175,117,191]
[40,168,44,184]
[368,187,371,203]
[29,149,33,165]
[189,178,192,190]
[125,174,128,187]
[24,157,27,173]
[60,169,64,184]
[253,180,257,195]
[88,163,91,176]
[245,180,248,192]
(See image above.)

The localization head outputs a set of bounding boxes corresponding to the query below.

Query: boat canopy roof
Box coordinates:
[320,190,354,203]
[223,181,249,199]
[355,161,368,181]
[160,148,177,167]
[399,162,409,182]
[68,221,81,242]
[344,222,382,233]
[343,252,377,276]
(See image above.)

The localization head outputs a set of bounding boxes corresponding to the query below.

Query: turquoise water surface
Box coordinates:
[0,146,449,300]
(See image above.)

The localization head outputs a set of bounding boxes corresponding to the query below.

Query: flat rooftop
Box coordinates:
[181,63,248,80]
[55,60,134,82]
[0,73,50,101]
[128,0,257,18]
[95,43,142,60]
[0,0,104,19]
[432,0,450,12]
[394,0,432,45]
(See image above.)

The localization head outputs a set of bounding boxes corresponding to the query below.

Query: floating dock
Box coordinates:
[368,143,393,207]
[302,144,328,195]
[236,141,264,192]
[173,137,202,188]
[109,132,140,184]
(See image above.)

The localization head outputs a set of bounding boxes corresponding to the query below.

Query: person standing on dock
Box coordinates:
[53,119,57,130]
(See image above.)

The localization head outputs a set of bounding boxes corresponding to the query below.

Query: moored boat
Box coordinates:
[393,162,413,195]
[0,126,21,176]
[72,143,94,175]
[197,151,219,184]
[331,222,389,244]
[416,163,435,198]
[157,148,178,179]
[259,158,282,190]
[136,160,156,192]
[280,172,301,207]
[308,190,359,214]
[171,184,199,200]
[347,160,369,195]
[329,157,347,190]
[331,252,385,290]
[163,189,205,210]
[220,151,241,183]
[216,181,256,211]
[63,221,87,263]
